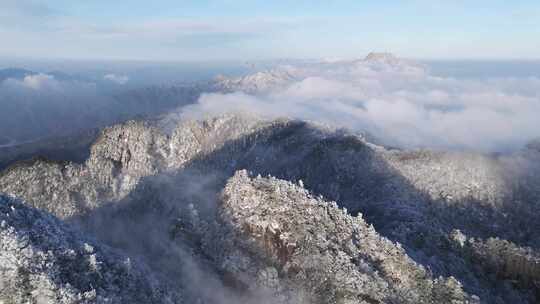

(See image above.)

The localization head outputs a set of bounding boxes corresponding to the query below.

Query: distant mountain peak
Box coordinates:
[365,52,398,60]
[364,52,401,64]
[214,68,298,93]
[526,138,540,152]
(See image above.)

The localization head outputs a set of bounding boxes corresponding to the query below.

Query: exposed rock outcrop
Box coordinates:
[201,170,474,304]
[471,238,540,287]
[448,230,540,290]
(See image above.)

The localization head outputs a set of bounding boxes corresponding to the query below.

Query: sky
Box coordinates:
[1,0,540,61]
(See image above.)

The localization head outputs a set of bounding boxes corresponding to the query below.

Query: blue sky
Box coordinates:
[1,0,539,61]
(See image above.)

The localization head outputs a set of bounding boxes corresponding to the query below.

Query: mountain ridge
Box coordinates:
[0,114,539,302]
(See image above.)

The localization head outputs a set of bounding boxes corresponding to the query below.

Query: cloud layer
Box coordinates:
[104,73,129,85]
[1,72,98,95]
[182,58,540,152]
[0,72,114,143]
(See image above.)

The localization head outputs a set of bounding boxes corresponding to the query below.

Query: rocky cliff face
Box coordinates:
[0,114,539,303]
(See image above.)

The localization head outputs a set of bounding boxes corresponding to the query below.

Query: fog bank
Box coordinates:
[182,57,540,152]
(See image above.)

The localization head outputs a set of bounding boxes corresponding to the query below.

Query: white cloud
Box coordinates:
[0,72,109,143]
[181,59,540,152]
[1,73,97,94]
[104,74,129,85]
[3,73,60,90]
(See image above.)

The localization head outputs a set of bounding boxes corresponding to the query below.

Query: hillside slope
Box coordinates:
[0,114,539,303]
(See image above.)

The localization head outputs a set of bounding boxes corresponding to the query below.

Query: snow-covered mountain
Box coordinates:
[364,52,405,64]
[0,194,183,303]
[1,114,539,303]
[1,54,539,303]
[213,68,299,93]
[209,53,422,95]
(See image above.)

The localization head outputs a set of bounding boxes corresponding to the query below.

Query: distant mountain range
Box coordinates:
[0,68,34,82]
[0,67,212,146]
[0,53,411,146]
